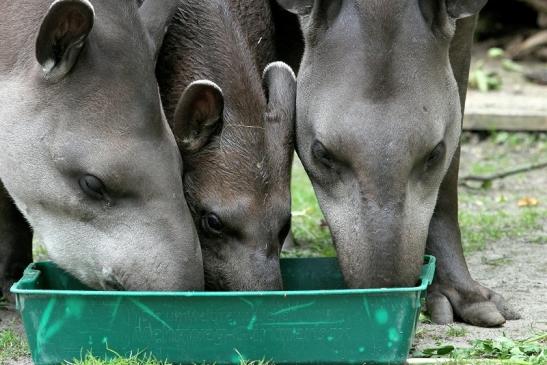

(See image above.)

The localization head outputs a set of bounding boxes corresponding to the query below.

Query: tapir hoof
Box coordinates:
[1,279,16,306]
[426,281,520,327]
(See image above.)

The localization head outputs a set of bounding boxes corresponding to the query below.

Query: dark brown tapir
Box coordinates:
[273,0,520,326]
[0,0,204,299]
[156,0,297,290]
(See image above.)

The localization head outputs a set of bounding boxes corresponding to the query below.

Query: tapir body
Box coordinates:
[274,0,519,326]
[0,0,204,298]
[156,0,297,290]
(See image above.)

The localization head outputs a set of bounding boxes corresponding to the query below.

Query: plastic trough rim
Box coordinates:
[11,256,436,298]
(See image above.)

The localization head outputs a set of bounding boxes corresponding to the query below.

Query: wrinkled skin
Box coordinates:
[275,0,519,326]
[156,0,296,291]
[0,0,204,299]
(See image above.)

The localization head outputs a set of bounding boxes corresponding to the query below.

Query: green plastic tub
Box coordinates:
[11,256,435,365]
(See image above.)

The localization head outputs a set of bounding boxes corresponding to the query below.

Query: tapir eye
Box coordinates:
[201,213,224,236]
[79,175,107,200]
[426,141,446,168]
[311,140,335,169]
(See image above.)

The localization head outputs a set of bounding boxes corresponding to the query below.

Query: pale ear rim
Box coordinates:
[446,0,488,19]
[262,61,297,104]
[174,80,224,153]
[276,0,314,15]
[263,61,297,82]
[184,79,224,96]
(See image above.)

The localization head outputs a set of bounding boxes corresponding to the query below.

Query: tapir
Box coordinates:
[156,0,296,290]
[274,0,520,326]
[0,0,204,298]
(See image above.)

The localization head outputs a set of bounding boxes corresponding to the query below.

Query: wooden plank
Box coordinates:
[464,112,547,131]
[463,90,547,131]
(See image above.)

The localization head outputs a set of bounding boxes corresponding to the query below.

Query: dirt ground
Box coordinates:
[0,309,30,365]
[412,131,547,354]
[414,230,547,351]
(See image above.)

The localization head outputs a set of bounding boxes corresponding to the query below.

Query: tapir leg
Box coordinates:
[425,16,520,327]
[0,180,33,302]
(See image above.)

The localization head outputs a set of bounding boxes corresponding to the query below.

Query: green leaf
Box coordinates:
[421,345,455,357]
[436,345,455,355]
[502,59,523,73]
[481,180,493,189]
[476,69,489,92]
[488,47,505,59]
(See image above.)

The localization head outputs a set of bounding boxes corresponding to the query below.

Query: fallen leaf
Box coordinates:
[517,197,539,207]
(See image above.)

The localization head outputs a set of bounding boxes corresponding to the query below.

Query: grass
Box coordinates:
[458,135,547,252]
[69,333,546,365]
[458,203,546,252]
[284,157,335,258]
[0,329,29,363]
[446,326,468,338]
[466,132,547,177]
[32,244,48,261]
[67,350,273,365]
[489,131,547,150]
[464,132,546,177]
[414,332,547,365]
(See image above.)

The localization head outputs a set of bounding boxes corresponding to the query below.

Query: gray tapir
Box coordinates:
[274,0,519,327]
[156,0,296,290]
[0,0,204,298]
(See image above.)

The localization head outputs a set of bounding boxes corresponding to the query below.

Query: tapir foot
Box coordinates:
[426,280,520,327]
[1,261,30,304]
[1,256,32,305]
[1,279,16,304]
[1,182,33,304]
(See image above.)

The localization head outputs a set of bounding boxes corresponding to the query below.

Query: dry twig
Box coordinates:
[460,161,547,188]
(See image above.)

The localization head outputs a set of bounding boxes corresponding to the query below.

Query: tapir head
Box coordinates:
[277,0,486,287]
[0,0,203,290]
[171,62,297,291]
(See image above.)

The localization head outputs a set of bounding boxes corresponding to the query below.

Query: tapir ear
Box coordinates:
[173,81,224,153]
[262,62,297,153]
[276,0,314,15]
[263,62,297,119]
[139,0,180,60]
[36,0,94,81]
[445,0,488,19]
